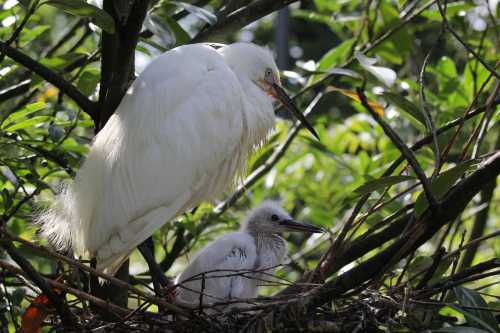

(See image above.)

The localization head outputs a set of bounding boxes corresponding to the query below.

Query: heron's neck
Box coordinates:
[248,231,284,250]
[238,77,276,149]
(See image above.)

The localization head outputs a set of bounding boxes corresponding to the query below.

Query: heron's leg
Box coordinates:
[138,237,172,296]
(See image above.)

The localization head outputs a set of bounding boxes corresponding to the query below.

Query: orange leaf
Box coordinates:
[328,86,385,117]
[21,279,63,333]
[20,294,51,333]
[36,86,59,103]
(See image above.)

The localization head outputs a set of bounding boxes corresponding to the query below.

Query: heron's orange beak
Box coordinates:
[263,78,319,140]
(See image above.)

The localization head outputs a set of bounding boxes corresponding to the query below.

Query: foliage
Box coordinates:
[0,0,499,332]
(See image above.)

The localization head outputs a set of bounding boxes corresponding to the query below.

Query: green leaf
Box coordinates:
[453,287,499,333]
[40,53,86,70]
[318,39,355,71]
[43,0,115,33]
[464,60,493,101]
[310,39,355,84]
[381,92,427,126]
[354,175,415,195]
[3,116,51,131]
[77,68,100,96]
[20,25,50,44]
[414,160,477,216]
[2,102,46,129]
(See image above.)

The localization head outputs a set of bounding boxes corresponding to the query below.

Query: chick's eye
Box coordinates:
[271,214,279,222]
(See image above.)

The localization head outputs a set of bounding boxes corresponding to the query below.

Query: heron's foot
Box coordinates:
[151,272,176,302]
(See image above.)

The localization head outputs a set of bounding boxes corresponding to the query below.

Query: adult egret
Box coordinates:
[38,43,318,295]
[175,201,323,310]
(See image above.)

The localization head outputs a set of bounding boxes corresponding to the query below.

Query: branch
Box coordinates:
[457,173,497,271]
[278,99,497,296]
[1,230,190,317]
[0,239,76,327]
[252,152,500,331]
[0,80,30,103]
[0,259,130,318]
[357,88,438,209]
[98,0,150,129]
[0,41,98,122]
[192,0,298,42]
[313,151,500,305]
[420,258,500,297]
[436,0,500,79]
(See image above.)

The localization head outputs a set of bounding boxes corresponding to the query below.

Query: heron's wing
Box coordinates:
[54,44,247,273]
[175,232,258,305]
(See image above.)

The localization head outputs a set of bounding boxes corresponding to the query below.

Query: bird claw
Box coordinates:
[152,275,176,302]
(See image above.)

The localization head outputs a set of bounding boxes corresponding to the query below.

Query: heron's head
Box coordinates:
[242,201,323,234]
[219,43,319,140]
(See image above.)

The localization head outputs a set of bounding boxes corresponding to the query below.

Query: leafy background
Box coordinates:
[0,0,499,332]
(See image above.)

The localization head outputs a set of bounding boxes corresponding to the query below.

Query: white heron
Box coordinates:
[38,42,318,295]
[175,201,323,310]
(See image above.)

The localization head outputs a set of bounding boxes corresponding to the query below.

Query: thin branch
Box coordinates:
[435,0,500,79]
[0,79,30,103]
[0,239,76,327]
[420,258,500,297]
[0,0,40,64]
[0,259,130,318]
[419,37,442,179]
[314,151,500,305]
[1,230,190,317]
[192,0,298,42]
[278,100,496,296]
[457,175,497,272]
[357,88,438,210]
[0,41,98,121]
[254,152,500,331]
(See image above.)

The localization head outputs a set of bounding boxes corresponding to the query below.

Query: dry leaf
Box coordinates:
[328,86,385,116]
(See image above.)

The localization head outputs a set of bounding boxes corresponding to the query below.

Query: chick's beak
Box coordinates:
[268,83,320,140]
[279,219,324,233]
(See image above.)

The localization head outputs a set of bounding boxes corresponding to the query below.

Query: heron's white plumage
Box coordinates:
[38,43,279,274]
[175,202,292,309]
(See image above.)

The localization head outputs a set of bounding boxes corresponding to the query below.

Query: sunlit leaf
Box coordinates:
[172,1,217,25]
[3,116,50,131]
[328,86,385,116]
[20,25,50,44]
[356,52,397,87]
[2,102,46,128]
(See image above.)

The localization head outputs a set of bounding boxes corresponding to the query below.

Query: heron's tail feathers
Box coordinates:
[37,184,80,253]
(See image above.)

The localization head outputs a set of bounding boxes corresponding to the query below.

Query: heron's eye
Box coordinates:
[270,214,279,222]
[265,69,273,77]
